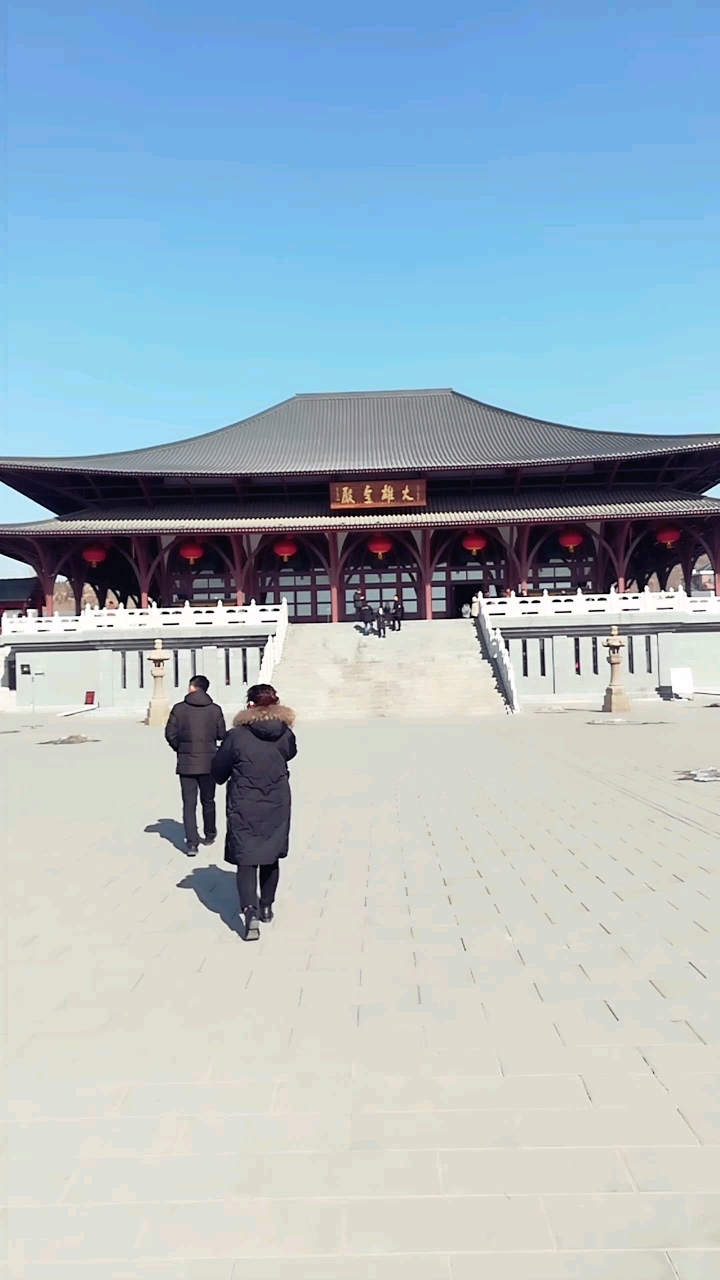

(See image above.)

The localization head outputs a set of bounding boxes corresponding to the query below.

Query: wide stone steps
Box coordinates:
[274,620,508,720]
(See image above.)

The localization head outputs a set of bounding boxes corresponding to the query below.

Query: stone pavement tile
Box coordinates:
[542,1192,720,1249]
[421,1043,503,1078]
[63,1148,441,1203]
[449,1252,675,1279]
[623,1147,720,1191]
[351,1109,526,1149]
[8,1198,345,1261]
[677,1111,720,1144]
[496,1045,653,1075]
[642,1046,720,1076]
[10,1115,189,1163]
[8,1031,217,1085]
[181,1112,351,1155]
[448,1254,671,1274]
[228,1257,452,1278]
[439,1147,632,1194]
[656,1074,719,1112]
[351,1072,590,1112]
[669,1252,720,1279]
[6,1153,77,1207]
[345,1193,552,1252]
[581,1074,670,1106]
[512,1106,698,1147]
[2,1263,232,1279]
[7,1083,127,1123]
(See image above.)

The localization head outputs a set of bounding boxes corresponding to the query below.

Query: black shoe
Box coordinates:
[240,906,260,941]
[259,904,274,923]
[186,843,199,856]
[203,835,216,846]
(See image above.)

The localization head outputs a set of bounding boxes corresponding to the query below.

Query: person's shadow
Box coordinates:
[176,864,241,934]
[144,818,187,852]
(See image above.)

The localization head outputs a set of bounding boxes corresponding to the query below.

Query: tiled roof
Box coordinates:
[2,489,719,537]
[1,390,719,477]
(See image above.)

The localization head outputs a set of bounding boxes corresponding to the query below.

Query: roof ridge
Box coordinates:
[293,388,454,399]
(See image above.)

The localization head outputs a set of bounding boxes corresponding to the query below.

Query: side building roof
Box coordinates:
[1,390,719,477]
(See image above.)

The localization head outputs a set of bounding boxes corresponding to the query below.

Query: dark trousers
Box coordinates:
[392,615,401,630]
[179,774,216,846]
[236,862,280,910]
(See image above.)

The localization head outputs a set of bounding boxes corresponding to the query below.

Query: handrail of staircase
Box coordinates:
[475,595,520,713]
[256,598,289,685]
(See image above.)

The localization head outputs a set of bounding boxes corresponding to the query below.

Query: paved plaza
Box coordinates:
[3,701,720,1278]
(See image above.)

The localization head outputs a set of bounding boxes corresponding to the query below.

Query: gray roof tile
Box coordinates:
[1,391,719,477]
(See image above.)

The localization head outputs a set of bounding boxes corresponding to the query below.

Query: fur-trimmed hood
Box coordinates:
[233,704,296,728]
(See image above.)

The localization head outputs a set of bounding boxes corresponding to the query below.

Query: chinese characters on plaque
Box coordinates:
[329,480,427,510]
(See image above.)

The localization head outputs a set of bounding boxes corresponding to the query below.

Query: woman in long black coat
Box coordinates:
[211,683,297,941]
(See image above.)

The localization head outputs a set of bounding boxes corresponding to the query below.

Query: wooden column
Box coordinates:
[229,535,244,605]
[517,525,530,595]
[611,520,631,593]
[328,532,340,622]
[131,536,152,608]
[420,528,433,619]
[31,540,57,616]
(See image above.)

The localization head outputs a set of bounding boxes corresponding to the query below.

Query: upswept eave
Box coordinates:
[1,389,719,479]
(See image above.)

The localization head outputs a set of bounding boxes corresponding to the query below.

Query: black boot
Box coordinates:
[240,906,260,941]
[259,904,274,923]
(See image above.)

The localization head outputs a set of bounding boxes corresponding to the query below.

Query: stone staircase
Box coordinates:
[273,620,509,720]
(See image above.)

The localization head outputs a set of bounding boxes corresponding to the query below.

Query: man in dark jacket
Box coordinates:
[390,592,404,631]
[211,683,297,940]
[360,600,374,636]
[165,675,226,855]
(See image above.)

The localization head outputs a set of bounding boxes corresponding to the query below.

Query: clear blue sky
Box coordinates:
[2,0,719,572]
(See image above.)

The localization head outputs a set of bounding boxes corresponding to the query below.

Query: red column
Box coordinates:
[421,529,433,619]
[229,535,244,605]
[517,526,530,595]
[328,532,340,622]
[131,536,152,608]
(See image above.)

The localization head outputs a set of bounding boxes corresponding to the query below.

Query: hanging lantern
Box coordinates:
[656,525,681,549]
[81,545,106,569]
[558,529,584,554]
[367,534,393,560]
[273,537,298,562]
[178,541,204,566]
[462,531,487,556]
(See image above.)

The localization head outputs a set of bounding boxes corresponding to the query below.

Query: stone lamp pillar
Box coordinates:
[145,637,172,726]
[602,625,630,713]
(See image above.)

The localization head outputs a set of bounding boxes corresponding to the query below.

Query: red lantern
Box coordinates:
[178,541,204,566]
[656,525,681,549]
[462,532,487,556]
[273,538,298,563]
[367,534,393,560]
[558,529,584,554]
[81,545,106,569]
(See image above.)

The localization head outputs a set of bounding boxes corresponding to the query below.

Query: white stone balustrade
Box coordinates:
[1,598,287,636]
[476,596,520,713]
[484,585,720,621]
[257,599,290,684]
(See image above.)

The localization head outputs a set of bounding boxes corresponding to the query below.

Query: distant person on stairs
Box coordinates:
[211,683,297,941]
[360,600,374,636]
[376,602,388,637]
[353,588,365,622]
[165,675,226,856]
[390,592,404,631]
